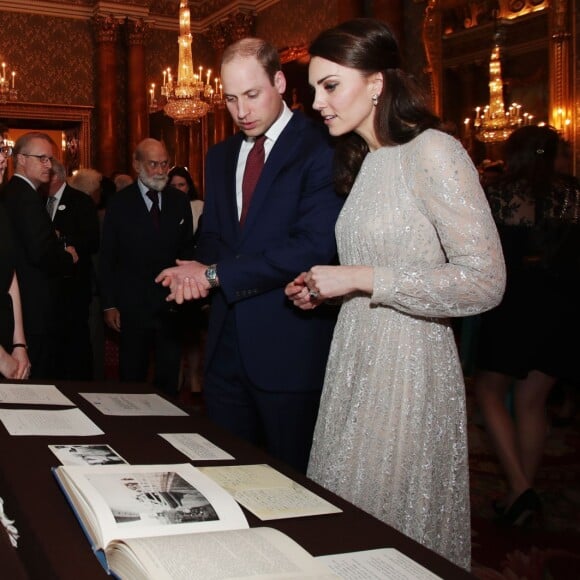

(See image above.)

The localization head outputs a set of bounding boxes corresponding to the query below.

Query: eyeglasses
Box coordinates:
[21,153,53,164]
[0,139,12,157]
[145,160,169,170]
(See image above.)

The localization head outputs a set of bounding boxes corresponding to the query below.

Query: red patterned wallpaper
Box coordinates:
[0,12,93,105]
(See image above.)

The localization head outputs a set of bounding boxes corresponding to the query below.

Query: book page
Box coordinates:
[0,408,103,436]
[317,548,441,579]
[159,433,234,461]
[0,383,73,405]
[54,463,248,551]
[80,393,188,416]
[50,444,128,466]
[199,465,341,520]
[107,527,338,580]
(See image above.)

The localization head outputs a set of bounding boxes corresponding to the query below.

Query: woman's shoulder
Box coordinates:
[400,129,467,170]
[401,128,461,156]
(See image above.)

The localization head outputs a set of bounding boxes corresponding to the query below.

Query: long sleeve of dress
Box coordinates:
[370,130,505,317]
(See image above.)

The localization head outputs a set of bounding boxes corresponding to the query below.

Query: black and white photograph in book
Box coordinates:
[49,444,128,466]
[86,471,219,526]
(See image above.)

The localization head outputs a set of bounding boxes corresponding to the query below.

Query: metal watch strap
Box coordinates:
[205,264,219,288]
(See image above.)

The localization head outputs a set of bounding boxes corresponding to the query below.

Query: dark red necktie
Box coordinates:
[146,189,161,229]
[240,135,267,225]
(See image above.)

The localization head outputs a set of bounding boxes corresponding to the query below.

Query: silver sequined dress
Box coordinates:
[307,130,505,570]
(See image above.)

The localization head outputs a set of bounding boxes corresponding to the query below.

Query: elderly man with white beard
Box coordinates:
[99,138,194,396]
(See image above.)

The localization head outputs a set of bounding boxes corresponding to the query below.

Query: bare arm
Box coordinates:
[7,273,29,379]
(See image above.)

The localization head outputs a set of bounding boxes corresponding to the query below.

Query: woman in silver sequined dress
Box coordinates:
[285,19,505,569]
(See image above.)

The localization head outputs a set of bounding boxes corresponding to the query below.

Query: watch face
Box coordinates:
[206,265,218,287]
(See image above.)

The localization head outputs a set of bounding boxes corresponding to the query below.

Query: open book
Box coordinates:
[53,463,336,579]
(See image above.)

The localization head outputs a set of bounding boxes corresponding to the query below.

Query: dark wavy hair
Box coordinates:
[168,165,199,200]
[309,18,440,196]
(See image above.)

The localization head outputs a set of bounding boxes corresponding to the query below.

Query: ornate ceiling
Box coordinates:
[0,1,279,29]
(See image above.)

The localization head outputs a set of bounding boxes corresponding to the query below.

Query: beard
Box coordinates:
[139,169,168,192]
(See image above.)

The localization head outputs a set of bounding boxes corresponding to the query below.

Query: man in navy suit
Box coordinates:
[2,132,78,379]
[156,38,343,471]
[100,138,194,396]
[43,159,100,380]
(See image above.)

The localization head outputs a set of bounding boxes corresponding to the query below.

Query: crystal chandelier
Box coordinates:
[150,1,223,124]
[0,62,18,103]
[471,42,529,143]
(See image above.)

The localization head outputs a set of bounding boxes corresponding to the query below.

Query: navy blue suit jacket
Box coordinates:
[99,182,194,328]
[196,111,343,392]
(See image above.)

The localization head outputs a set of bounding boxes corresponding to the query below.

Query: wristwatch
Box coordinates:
[205,264,219,288]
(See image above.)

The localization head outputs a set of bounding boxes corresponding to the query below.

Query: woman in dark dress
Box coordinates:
[0,142,30,379]
[474,126,580,525]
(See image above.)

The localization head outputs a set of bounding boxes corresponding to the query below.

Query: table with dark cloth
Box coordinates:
[0,380,473,579]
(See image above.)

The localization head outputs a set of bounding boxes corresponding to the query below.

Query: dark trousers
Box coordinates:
[119,314,181,397]
[54,313,93,381]
[27,332,57,380]
[204,311,321,473]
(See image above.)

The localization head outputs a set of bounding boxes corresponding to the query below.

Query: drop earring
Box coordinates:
[371,94,379,107]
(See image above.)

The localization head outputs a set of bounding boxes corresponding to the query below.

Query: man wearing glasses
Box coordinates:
[1,132,78,379]
[99,138,194,396]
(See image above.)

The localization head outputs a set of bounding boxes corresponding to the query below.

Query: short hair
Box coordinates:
[113,173,133,191]
[68,168,102,196]
[134,138,167,162]
[13,132,55,157]
[222,38,281,85]
[51,158,67,181]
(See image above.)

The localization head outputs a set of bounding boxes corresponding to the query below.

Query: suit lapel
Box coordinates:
[52,187,71,229]
[224,134,244,237]
[159,188,177,233]
[240,114,303,237]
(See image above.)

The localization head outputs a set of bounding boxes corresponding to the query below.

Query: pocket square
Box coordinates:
[179,218,184,225]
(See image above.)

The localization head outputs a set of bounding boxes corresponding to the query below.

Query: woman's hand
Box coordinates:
[0,348,18,379]
[12,346,31,380]
[285,272,321,310]
[303,265,374,299]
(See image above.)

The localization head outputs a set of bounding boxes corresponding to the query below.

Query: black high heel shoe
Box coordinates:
[495,489,542,527]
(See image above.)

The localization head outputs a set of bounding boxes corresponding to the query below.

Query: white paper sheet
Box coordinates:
[159,433,234,461]
[317,548,441,579]
[0,408,103,436]
[200,464,342,520]
[0,383,73,406]
[80,393,188,416]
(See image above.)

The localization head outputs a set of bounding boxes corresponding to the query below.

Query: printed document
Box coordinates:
[0,407,103,436]
[317,548,441,579]
[0,383,73,406]
[159,433,234,461]
[80,393,188,416]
